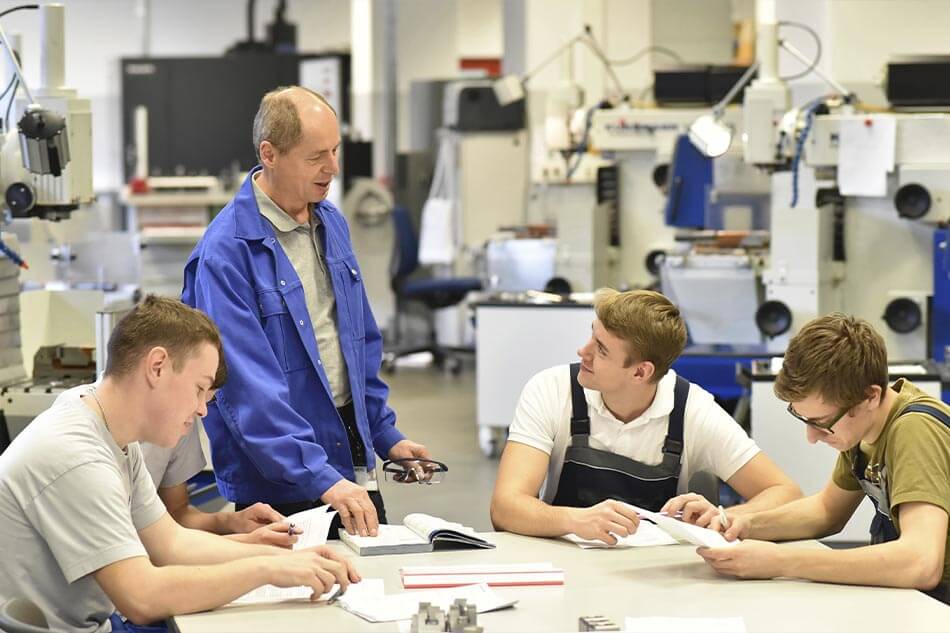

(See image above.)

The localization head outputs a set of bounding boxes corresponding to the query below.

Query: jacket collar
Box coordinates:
[233,166,271,241]
[233,166,332,240]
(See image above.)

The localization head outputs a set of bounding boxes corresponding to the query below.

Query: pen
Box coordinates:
[326,585,345,605]
[288,522,295,537]
[717,505,730,529]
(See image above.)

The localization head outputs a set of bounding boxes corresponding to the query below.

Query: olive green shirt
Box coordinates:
[832,379,950,585]
[252,174,351,406]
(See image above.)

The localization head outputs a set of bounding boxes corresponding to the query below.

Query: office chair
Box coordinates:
[0,598,50,632]
[383,206,482,375]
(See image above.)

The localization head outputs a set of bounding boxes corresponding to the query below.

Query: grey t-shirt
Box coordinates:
[252,173,351,406]
[141,421,206,489]
[0,384,166,632]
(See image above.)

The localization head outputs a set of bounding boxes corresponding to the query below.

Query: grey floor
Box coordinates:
[379,366,499,531]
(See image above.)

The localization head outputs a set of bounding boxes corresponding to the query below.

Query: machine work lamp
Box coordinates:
[0,16,71,178]
[492,24,628,107]
[687,61,759,158]
[688,37,852,159]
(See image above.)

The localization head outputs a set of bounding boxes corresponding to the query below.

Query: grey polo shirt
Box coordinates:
[0,384,166,632]
[252,174,351,406]
[141,420,206,489]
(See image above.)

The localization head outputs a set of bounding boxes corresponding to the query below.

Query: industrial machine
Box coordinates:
[690,1,950,370]
[0,4,108,450]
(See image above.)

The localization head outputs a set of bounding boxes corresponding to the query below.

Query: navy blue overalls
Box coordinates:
[551,363,691,512]
[850,402,950,604]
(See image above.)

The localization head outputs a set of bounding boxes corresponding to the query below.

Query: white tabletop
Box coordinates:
[171,532,949,632]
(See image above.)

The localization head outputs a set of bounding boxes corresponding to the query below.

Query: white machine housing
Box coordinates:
[4,4,93,215]
[761,113,943,360]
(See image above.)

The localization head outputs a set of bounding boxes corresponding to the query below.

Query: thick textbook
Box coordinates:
[339,513,495,556]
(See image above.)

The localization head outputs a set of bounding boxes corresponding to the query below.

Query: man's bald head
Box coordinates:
[252,86,337,160]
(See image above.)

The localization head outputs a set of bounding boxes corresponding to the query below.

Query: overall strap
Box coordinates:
[663,375,689,458]
[569,363,591,446]
[900,404,950,428]
[856,403,950,479]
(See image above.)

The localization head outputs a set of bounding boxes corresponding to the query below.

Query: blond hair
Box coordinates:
[252,86,336,159]
[774,313,888,407]
[593,288,687,381]
[106,295,227,389]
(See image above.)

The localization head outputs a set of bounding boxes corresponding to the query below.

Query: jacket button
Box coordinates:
[270,238,276,244]
[318,360,323,365]
[299,319,305,326]
[280,280,286,286]
[350,268,357,275]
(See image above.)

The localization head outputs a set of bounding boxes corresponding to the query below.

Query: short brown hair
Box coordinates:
[593,288,687,381]
[106,295,227,388]
[774,313,887,407]
[252,86,336,159]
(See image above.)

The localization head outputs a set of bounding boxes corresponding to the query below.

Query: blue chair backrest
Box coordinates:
[664,133,713,229]
[391,206,420,283]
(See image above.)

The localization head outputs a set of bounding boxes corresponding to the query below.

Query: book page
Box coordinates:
[344,524,429,548]
[403,513,477,540]
[287,505,338,549]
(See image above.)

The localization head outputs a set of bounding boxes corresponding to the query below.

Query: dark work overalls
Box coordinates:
[551,363,691,512]
[851,402,950,605]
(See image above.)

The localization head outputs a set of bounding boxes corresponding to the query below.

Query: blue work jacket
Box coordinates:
[181,167,405,504]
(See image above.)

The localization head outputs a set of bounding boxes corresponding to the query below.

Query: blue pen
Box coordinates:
[288,522,296,537]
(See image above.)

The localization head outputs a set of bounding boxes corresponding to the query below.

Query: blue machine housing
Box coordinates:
[932,229,950,402]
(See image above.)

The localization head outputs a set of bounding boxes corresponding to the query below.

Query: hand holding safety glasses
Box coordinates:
[382,458,448,485]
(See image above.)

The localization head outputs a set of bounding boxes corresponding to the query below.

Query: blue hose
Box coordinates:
[790,98,827,208]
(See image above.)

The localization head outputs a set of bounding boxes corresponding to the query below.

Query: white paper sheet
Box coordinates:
[837,115,896,197]
[624,504,739,549]
[338,581,516,623]
[563,521,678,549]
[625,616,747,633]
[287,505,338,549]
[230,579,364,606]
[400,562,564,589]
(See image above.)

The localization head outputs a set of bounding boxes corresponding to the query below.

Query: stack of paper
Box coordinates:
[400,562,564,588]
[563,520,678,549]
[229,506,339,606]
[337,580,517,623]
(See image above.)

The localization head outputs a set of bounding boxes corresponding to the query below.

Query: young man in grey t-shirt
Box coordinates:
[141,422,298,547]
[0,296,360,632]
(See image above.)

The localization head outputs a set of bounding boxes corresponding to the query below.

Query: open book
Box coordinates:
[339,513,495,556]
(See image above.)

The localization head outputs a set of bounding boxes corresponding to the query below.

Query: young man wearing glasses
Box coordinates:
[699,313,950,602]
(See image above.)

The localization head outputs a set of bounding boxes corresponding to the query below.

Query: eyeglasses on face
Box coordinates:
[786,402,851,434]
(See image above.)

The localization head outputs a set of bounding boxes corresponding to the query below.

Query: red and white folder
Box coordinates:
[399,562,565,589]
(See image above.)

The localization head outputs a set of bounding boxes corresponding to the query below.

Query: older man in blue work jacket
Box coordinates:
[182,86,429,537]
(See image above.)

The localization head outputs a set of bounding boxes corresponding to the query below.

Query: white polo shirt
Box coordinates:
[508,365,760,503]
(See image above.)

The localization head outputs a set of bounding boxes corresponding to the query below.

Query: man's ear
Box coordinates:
[633,360,656,383]
[259,141,277,167]
[866,384,884,405]
[144,346,170,387]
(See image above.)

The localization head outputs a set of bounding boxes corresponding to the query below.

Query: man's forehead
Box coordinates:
[794,394,836,415]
